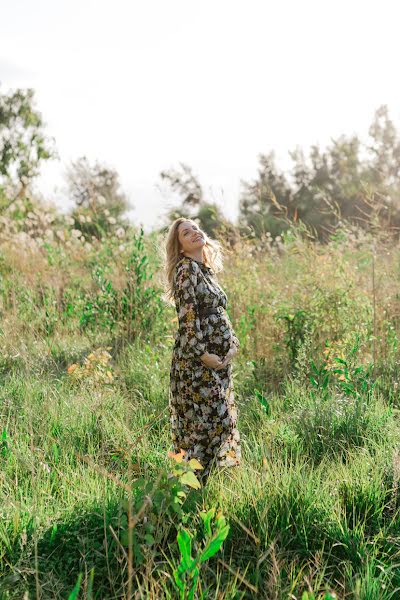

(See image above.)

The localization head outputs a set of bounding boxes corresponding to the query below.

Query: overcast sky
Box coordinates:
[1,0,400,231]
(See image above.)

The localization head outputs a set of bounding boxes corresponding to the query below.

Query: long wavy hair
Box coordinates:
[161,217,224,305]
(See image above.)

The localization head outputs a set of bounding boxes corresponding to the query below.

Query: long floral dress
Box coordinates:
[169,255,241,477]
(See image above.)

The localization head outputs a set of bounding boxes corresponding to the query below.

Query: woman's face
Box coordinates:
[177,221,206,254]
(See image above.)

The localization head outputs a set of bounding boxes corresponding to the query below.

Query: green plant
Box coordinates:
[255,388,271,416]
[66,568,94,600]
[301,592,337,600]
[173,507,230,600]
[237,304,257,354]
[276,308,313,367]
[120,227,165,341]
[80,265,119,331]
[308,359,331,401]
[309,334,376,401]
[117,450,204,567]
[79,228,165,340]
[1,427,9,458]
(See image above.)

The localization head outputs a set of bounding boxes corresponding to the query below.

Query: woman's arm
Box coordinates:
[174,260,208,358]
[231,335,240,349]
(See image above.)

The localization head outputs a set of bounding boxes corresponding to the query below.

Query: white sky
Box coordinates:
[1,0,400,231]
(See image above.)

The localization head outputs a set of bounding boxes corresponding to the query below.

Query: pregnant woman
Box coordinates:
[164,217,241,481]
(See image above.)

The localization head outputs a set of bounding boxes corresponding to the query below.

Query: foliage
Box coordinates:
[238,105,400,241]
[0,87,56,196]
[79,227,166,341]
[287,337,391,462]
[159,161,237,238]
[65,155,131,239]
[67,347,114,385]
[1,86,400,598]
[276,308,313,367]
[173,507,230,600]
[117,449,204,567]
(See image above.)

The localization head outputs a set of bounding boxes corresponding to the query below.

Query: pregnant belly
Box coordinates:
[203,315,234,356]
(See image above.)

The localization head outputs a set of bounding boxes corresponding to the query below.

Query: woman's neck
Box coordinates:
[182,250,204,263]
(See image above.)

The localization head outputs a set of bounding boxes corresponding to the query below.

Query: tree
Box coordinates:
[238,151,294,238]
[367,105,400,187]
[363,105,400,233]
[65,156,131,238]
[0,87,56,199]
[288,136,367,239]
[159,162,235,238]
[238,107,400,242]
[160,162,203,209]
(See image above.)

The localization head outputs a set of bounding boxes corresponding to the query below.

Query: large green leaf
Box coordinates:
[199,524,230,563]
[177,527,192,569]
[180,471,201,489]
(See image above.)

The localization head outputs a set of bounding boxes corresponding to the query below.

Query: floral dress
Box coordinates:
[169,255,241,477]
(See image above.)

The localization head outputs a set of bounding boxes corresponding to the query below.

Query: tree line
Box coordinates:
[1,86,399,242]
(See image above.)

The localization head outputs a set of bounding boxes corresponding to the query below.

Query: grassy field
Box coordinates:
[1,223,400,599]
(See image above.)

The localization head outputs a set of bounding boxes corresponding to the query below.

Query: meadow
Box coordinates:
[1,215,400,599]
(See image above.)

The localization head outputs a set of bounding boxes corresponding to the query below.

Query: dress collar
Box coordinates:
[179,255,212,271]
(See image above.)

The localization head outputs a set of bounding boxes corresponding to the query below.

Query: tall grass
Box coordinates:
[1,221,400,598]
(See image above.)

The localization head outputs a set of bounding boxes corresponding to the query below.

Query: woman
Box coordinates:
[164,217,241,480]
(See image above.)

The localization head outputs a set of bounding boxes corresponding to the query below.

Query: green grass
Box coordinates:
[1,231,400,598]
[1,342,400,599]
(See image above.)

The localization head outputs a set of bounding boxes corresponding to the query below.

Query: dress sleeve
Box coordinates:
[231,334,241,350]
[174,260,207,358]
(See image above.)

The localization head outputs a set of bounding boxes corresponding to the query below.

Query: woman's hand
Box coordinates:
[215,344,238,370]
[200,345,238,370]
[200,352,224,369]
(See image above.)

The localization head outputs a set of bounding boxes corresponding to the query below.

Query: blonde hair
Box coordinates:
[161,217,223,305]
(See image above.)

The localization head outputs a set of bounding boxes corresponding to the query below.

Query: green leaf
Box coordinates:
[333,357,347,365]
[199,525,230,563]
[200,508,215,537]
[173,568,186,593]
[144,534,154,545]
[120,530,130,546]
[180,471,201,489]
[177,528,192,569]
[67,573,82,600]
[188,458,204,471]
